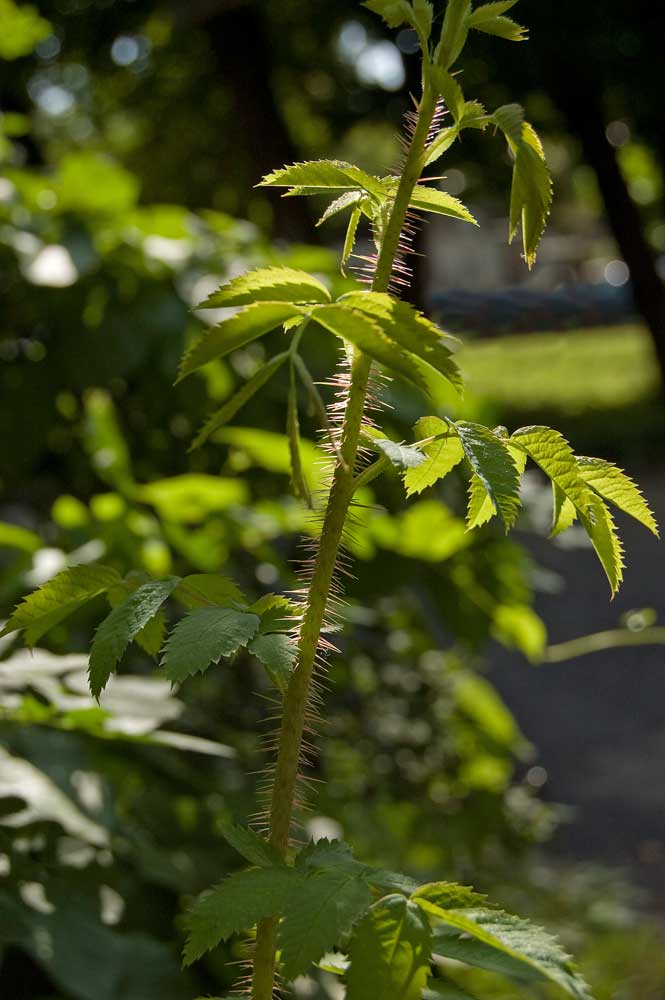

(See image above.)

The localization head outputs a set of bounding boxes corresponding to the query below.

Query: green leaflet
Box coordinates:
[310,304,429,394]
[412,882,488,910]
[511,426,593,523]
[453,422,522,530]
[577,457,659,535]
[173,573,246,608]
[494,107,552,267]
[250,593,295,633]
[339,293,463,394]
[407,185,478,224]
[424,103,489,168]
[363,0,414,30]
[425,906,592,1000]
[467,2,527,42]
[493,102,524,145]
[279,867,372,981]
[197,267,331,308]
[88,577,180,698]
[317,190,367,226]
[430,67,465,120]
[366,430,426,471]
[295,839,419,896]
[191,351,289,450]
[259,159,386,199]
[342,205,361,274]
[248,632,297,693]
[218,822,282,868]
[287,362,312,506]
[1,564,121,646]
[161,606,260,683]
[106,573,166,656]
[436,0,471,68]
[177,302,302,381]
[347,895,432,1000]
[183,866,298,966]
[578,493,625,597]
[467,443,526,529]
[404,416,465,497]
[552,482,578,537]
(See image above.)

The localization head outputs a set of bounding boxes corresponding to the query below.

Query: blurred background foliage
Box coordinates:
[1,1,664,997]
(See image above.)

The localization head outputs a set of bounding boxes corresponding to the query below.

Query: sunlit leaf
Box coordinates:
[197,267,331,308]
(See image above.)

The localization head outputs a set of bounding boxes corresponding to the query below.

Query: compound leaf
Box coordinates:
[577,457,658,536]
[183,866,299,966]
[161,607,260,683]
[347,895,432,1000]
[454,422,522,530]
[425,906,592,1000]
[177,302,302,381]
[1,564,121,645]
[197,267,331,308]
[88,577,180,697]
[192,352,289,449]
[404,416,464,497]
[279,868,372,981]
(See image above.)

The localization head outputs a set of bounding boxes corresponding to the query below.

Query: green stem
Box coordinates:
[545,626,665,663]
[251,82,438,1000]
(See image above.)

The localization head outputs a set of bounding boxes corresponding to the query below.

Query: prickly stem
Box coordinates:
[251,81,439,1000]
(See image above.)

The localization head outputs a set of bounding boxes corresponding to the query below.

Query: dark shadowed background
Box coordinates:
[1,1,664,997]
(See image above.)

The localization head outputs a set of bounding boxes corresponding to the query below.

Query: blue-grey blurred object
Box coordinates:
[431,283,636,337]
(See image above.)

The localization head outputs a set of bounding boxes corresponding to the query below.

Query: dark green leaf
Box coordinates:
[1,564,121,645]
[88,577,180,698]
[249,632,297,692]
[183,867,299,966]
[161,607,260,683]
[279,868,372,980]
